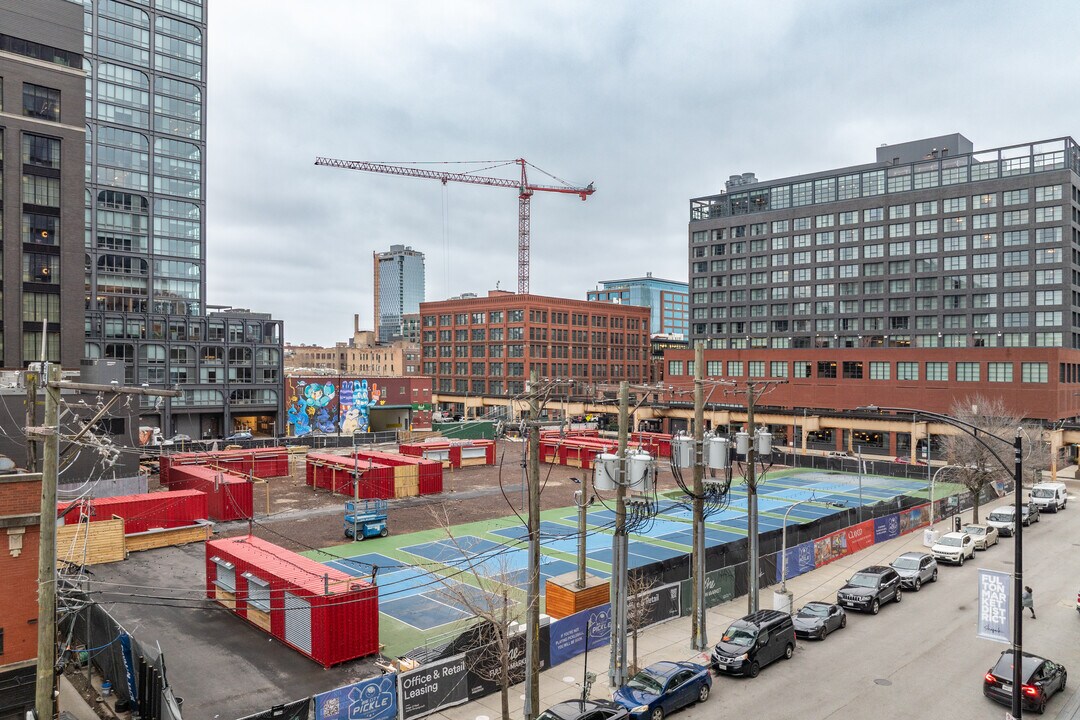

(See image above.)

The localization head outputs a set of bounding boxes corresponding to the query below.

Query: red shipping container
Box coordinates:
[167,465,253,522]
[349,450,444,496]
[306,454,395,498]
[57,489,208,534]
[205,535,378,667]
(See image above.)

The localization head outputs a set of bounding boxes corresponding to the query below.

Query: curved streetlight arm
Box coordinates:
[858,405,1019,477]
[780,498,813,594]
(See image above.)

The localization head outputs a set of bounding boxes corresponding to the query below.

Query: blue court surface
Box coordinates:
[587,541,685,568]
[657,526,744,548]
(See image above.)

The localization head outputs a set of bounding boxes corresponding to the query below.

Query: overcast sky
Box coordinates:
[205,1,1080,345]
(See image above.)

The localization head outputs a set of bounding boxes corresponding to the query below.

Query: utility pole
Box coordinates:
[608,381,629,687]
[33,365,59,719]
[25,369,39,471]
[523,372,541,720]
[745,383,760,614]
[691,344,707,649]
[34,375,181,720]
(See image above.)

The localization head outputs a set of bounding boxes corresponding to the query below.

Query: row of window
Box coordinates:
[692,141,1073,220]
[668,359,1049,383]
[422,311,644,330]
[689,332,1065,351]
[86,316,281,343]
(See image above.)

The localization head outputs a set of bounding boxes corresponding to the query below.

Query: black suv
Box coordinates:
[836,566,902,615]
[710,609,796,678]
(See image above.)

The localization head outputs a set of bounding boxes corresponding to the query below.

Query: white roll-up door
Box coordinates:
[283,590,312,654]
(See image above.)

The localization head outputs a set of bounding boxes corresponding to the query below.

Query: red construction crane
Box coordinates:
[314,157,595,294]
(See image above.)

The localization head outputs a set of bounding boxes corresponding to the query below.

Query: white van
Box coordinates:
[1029,482,1068,512]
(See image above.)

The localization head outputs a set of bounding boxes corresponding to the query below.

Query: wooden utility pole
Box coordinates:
[33,365,60,719]
[608,381,629,687]
[34,375,181,720]
[691,344,707,649]
[524,371,542,720]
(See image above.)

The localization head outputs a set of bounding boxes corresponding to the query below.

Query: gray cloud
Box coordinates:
[205,0,1080,344]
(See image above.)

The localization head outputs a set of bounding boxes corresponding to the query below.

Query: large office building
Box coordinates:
[587,273,689,337]
[672,133,1080,423]
[374,244,425,343]
[82,0,284,438]
[421,290,650,400]
[0,0,85,368]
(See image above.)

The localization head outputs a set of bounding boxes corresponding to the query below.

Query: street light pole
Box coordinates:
[858,405,1025,718]
[779,498,811,595]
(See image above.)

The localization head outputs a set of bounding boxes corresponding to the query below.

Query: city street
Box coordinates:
[442,492,1080,720]
[687,504,1080,719]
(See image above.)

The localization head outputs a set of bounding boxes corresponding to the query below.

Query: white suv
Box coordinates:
[931,532,975,565]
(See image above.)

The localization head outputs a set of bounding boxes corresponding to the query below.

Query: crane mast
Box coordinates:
[315,157,594,294]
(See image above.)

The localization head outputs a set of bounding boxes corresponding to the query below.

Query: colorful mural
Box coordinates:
[284,376,432,437]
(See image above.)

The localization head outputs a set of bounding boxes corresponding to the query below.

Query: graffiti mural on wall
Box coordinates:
[284,375,429,437]
[339,380,383,434]
[286,380,339,436]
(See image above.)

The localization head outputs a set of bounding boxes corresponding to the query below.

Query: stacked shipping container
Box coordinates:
[205,535,378,667]
[167,465,253,522]
[160,447,291,487]
[398,439,496,469]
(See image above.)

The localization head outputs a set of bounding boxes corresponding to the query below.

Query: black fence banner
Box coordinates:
[399,654,470,720]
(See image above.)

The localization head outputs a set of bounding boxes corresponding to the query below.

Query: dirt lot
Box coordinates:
[159,438,690,553]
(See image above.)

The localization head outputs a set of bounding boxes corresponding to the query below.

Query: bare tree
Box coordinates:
[625,570,654,676]
[430,507,524,720]
[941,396,1051,523]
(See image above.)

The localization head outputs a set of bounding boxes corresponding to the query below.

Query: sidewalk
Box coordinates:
[432,506,985,720]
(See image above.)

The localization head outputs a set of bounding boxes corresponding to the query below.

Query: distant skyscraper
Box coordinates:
[374,245,425,343]
[587,273,689,337]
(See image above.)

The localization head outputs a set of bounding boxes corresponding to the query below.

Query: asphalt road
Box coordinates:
[674,507,1080,720]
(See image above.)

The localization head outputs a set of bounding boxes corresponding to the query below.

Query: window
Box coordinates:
[956,362,980,382]
[244,574,270,612]
[1021,362,1048,383]
[770,361,787,378]
[727,361,743,376]
[897,362,918,381]
[869,362,890,380]
[1003,189,1029,205]
[211,556,235,591]
[668,360,683,376]
[1035,185,1062,202]
[926,362,948,381]
[988,363,1013,383]
[22,83,60,121]
[1035,206,1062,222]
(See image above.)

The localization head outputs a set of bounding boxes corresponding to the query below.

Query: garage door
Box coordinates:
[283,591,311,654]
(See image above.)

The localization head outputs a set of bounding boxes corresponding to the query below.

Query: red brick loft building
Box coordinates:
[420,291,650,413]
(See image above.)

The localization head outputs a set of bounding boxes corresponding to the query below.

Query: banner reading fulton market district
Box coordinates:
[977,568,1011,644]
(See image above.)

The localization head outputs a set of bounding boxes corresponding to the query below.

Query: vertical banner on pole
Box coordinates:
[977,568,1011,644]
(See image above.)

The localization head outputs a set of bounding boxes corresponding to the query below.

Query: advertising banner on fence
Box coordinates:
[549,603,612,666]
[642,582,681,626]
[898,504,929,534]
[845,520,875,554]
[465,624,550,700]
[705,567,736,607]
[238,698,312,720]
[315,674,398,720]
[814,528,848,567]
[776,541,816,583]
[399,654,470,720]
[874,513,900,543]
[977,569,1011,644]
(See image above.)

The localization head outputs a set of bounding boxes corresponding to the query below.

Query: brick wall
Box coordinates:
[0,474,43,668]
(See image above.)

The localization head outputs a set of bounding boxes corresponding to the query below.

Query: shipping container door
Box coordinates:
[283,591,312,654]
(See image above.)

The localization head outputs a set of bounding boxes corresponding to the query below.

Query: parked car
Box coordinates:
[612,661,711,720]
[931,531,976,565]
[827,451,853,460]
[1029,482,1068,512]
[987,506,1018,537]
[224,430,253,441]
[962,523,999,550]
[892,456,928,465]
[836,566,902,614]
[889,551,938,591]
[710,610,796,678]
[983,650,1067,715]
[171,433,193,443]
[1023,503,1042,526]
[792,602,846,640]
[538,700,628,720]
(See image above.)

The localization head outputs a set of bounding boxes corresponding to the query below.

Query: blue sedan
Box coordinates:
[612,661,712,720]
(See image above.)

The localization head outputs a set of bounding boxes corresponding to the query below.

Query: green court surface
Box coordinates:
[300,468,963,656]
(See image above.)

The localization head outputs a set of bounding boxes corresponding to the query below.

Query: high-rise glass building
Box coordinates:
[82,0,284,438]
[587,273,689,338]
[374,244,424,343]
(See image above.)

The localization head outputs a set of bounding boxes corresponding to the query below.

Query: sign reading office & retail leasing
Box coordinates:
[399,654,470,720]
